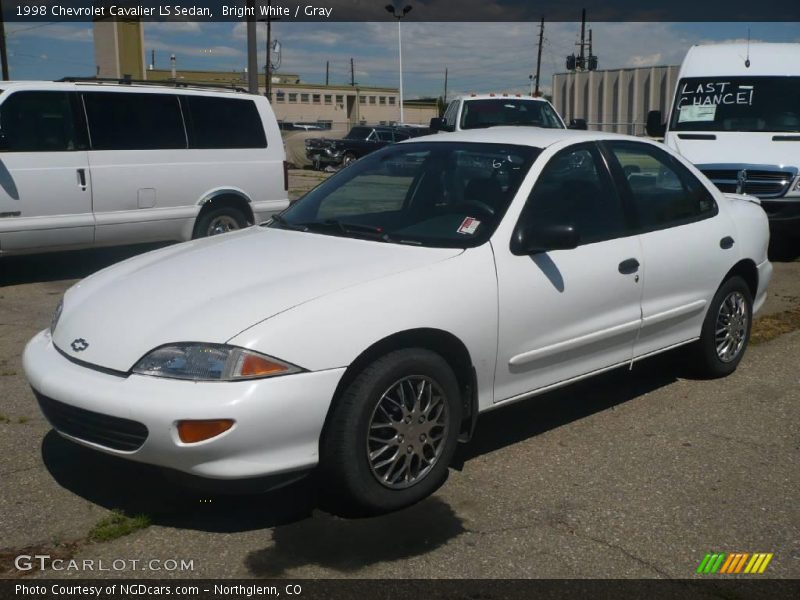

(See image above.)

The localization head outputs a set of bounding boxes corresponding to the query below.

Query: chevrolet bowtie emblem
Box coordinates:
[71,338,89,352]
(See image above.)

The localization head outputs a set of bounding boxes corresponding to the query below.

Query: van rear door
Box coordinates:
[0,90,93,252]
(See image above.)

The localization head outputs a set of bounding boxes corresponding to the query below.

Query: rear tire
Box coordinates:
[193,206,249,239]
[690,276,753,378]
[320,348,462,515]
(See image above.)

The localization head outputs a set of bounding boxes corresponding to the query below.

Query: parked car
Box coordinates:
[431,94,580,132]
[25,128,771,514]
[0,81,289,256]
[305,125,417,169]
[646,43,800,248]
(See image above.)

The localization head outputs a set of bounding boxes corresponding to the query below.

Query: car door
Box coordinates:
[493,142,643,403]
[0,90,93,252]
[601,140,736,358]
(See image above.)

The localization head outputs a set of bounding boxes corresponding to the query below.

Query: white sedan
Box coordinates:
[24,128,772,513]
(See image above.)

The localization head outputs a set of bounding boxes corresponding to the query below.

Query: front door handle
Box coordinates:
[77,168,87,190]
[618,258,640,275]
[720,236,735,250]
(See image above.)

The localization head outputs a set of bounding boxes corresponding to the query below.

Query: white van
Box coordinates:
[0,81,289,255]
[430,94,578,132]
[647,43,800,240]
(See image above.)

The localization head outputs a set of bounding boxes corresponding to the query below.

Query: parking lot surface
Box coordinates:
[1,174,798,579]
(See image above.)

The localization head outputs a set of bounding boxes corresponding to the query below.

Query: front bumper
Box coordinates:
[23,329,345,480]
[305,148,343,167]
[761,200,800,237]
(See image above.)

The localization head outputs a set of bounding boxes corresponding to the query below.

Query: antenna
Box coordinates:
[745,28,751,68]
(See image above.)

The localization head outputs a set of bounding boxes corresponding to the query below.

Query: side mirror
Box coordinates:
[567,118,588,130]
[646,110,666,138]
[511,223,580,255]
[430,117,452,132]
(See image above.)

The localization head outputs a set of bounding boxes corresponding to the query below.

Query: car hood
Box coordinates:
[666,131,800,168]
[52,227,462,372]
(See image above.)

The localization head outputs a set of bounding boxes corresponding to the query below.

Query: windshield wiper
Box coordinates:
[268,214,307,231]
[298,219,395,242]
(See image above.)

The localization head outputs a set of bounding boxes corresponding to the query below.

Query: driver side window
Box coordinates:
[519,143,629,245]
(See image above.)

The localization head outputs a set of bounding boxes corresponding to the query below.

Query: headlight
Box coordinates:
[132,344,303,381]
[50,300,63,334]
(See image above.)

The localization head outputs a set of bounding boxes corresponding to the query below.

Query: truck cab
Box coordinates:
[431,94,574,133]
[647,43,800,241]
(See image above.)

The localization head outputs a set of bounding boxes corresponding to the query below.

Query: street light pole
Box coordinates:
[385,4,412,124]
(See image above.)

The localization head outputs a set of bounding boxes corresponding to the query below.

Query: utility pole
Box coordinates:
[350,58,355,86]
[579,8,586,71]
[246,0,258,93]
[0,0,9,81]
[263,0,273,99]
[325,61,329,86]
[534,17,544,96]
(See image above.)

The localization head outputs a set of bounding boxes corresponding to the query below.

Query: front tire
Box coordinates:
[320,348,462,515]
[691,276,753,378]
[342,152,357,168]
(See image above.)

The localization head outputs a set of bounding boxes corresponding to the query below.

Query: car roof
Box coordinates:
[407,126,639,149]
[458,94,550,101]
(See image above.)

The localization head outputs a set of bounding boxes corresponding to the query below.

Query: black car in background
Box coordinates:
[305,125,430,170]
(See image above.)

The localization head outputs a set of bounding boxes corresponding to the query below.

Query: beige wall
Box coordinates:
[553,65,679,135]
[93,20,145,80]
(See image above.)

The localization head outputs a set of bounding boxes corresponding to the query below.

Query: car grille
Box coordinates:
[35,391,148,452]
[699,168,795,198]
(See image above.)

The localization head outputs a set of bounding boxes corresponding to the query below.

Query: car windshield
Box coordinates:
[670,76,800,132]
[270,141,541,248]
[345,127,373,140]
[461,99,564,130]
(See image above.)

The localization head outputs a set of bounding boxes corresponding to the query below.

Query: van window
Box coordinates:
[182,96,266,149]
[671,77,800,133]
[0,91,81,152]
[83,92,186,150]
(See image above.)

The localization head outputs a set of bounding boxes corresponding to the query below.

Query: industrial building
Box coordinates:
[552,66,679,135]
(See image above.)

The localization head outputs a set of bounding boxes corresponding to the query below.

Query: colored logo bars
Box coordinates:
[697,552,774,574]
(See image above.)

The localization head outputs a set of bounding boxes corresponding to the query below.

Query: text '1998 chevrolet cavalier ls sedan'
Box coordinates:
[24,128,772,513]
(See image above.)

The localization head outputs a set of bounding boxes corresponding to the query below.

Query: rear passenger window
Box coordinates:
[183,96,266,149]
[84,92,185,150]
[521,144,629,245]
[607,141,717,231]
[0,91,82,152]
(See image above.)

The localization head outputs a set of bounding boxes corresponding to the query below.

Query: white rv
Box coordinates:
[648,43,800,241]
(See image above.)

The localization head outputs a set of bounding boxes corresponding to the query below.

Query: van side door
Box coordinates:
[0,91,93,252]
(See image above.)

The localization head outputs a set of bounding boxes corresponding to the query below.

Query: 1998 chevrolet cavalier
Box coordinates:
[24,128,771,513]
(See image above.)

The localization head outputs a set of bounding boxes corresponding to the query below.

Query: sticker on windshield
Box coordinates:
[458,217,481,235]
[678,104,717,123]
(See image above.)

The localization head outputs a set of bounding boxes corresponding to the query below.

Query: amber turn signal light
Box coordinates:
[177,419,234,444]
[238,354,290,378]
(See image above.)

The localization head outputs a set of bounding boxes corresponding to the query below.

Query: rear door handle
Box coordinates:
[77,168,87,190]
[618,258,640,275]
[720,236,735,250]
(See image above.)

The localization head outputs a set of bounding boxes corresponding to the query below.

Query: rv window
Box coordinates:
[83,92,186,150]
[0,91,80,152]
[183,96,266,149]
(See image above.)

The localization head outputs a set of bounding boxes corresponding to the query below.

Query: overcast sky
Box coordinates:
[5,21,799,97]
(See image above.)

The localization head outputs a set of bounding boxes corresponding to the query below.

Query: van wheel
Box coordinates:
[320,348,462,515]
[194,206,249,239]
[691,276,753,378]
